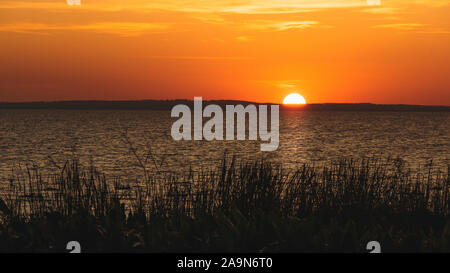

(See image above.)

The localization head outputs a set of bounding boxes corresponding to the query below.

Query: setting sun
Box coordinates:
[283,93,307,105]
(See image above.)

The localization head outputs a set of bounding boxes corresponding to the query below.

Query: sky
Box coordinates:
[0,0,449,105]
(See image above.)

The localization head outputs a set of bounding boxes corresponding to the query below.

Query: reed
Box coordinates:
[0,156,448,252]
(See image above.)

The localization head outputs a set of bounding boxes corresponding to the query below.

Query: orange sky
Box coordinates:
[0,0,449,105]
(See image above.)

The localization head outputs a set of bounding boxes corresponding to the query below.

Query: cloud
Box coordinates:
[0,0,379,14]
[1,0,447,15]
[214,1,370,14]
[257,80,304,90]
[136,55,250,60]
[0,1,447,36]
[0,22,168,36]
[361,7,400,14]
[373,23,424,30]
[191,13,321,32]
[219,5,312,15]
[274,21,320,31]
[246,20,320,31]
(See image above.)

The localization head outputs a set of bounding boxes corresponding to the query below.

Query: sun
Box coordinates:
[283,93,306,105]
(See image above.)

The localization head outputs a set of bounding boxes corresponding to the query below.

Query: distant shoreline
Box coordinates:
[1,100,450,111]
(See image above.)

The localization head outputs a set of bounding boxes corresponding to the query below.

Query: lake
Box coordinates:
[0,109,449,185]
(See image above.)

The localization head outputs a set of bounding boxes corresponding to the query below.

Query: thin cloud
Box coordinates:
[246,20,320,31]
[276,21,320,31]
[216,1,370,14]
[361,7,400,14]
[137,55,251,60]
[0,1,380,14]
[257,80,305,90]
[1,0,447,15]
[373,23,424,30]
[0,22,169,36]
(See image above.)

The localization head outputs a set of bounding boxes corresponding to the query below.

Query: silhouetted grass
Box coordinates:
[0,156,448,252]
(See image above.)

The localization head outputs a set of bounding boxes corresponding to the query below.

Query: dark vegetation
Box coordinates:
[0,156,448,252]
[1,100,450,111]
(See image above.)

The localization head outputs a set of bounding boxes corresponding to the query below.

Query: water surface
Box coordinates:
[0,109,448,184]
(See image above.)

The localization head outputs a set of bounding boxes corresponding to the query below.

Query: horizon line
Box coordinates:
[1,99,450,107]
